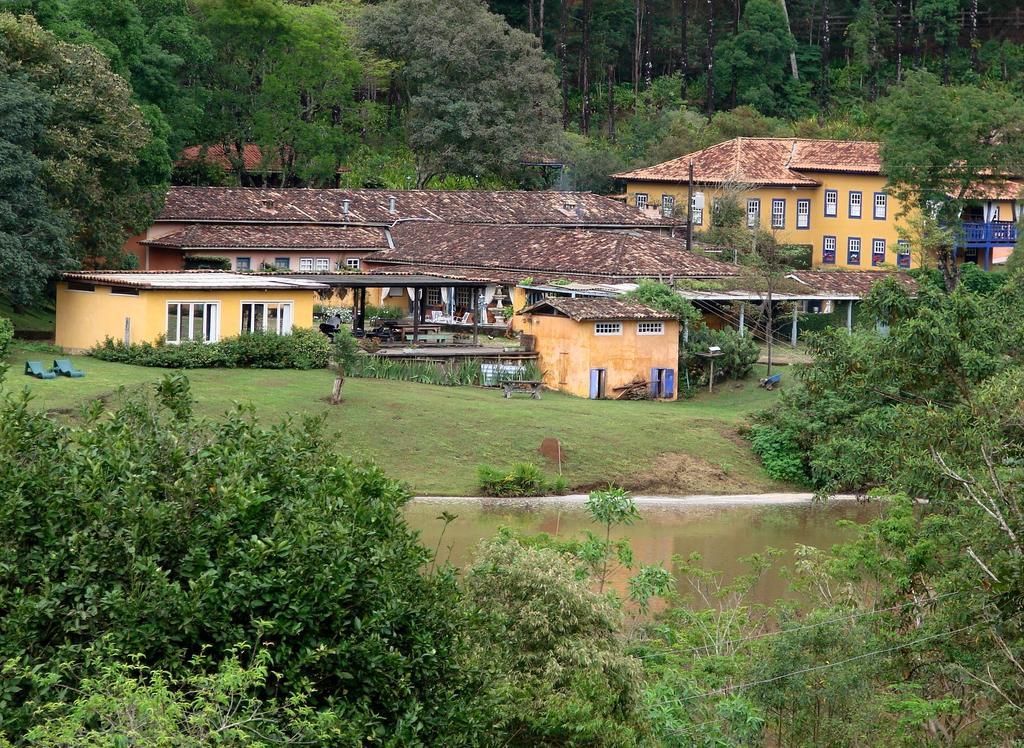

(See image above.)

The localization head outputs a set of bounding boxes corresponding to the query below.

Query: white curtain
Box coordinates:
[483,285,497,306]
[1015,202,1023,222]
[406,287,415,300]
[379,287,389,300]
[440,287,449,303]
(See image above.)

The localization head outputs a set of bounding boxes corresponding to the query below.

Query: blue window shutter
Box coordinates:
[650,367,660,396]
[589,369,600,399]
[663,369,675,397]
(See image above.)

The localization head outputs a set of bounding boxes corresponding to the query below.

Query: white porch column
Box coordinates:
[738,303,745,337]
[790,303,799,347]
[847,300,854,332]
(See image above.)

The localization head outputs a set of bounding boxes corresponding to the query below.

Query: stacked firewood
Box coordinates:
[615,377,652,400]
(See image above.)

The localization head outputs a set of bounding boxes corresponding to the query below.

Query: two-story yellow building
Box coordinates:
[614,138,1023,271]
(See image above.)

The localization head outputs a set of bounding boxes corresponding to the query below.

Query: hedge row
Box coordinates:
[90,328,330,369]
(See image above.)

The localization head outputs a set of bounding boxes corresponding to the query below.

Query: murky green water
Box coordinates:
[404,499,880,605]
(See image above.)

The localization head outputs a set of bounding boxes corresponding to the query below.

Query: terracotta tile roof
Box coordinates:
[142,224,389,249]
[954,180,1024,201]
[520,297,675,321]
[787,270,917,297]
[178,144,282,173]
[370,222,738,282]
[158,187,677,227]
[61,270,328,291]
[613,138,882,185]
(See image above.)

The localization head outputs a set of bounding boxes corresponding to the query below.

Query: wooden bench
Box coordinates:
[502,380,543,399]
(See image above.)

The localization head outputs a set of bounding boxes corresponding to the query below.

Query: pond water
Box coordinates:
[404,498,881,605]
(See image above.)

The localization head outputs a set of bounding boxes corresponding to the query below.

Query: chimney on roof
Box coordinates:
[388,196,397,214]
[341,199,351,215]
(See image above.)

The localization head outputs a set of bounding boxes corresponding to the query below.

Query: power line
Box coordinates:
[633,590,964,660]
[649,621,987,710]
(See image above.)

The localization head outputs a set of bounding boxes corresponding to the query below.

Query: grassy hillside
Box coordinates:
[4,346,793,496]
[0,297,55,337]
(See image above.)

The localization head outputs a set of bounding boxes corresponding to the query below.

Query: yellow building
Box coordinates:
[55,272,326,352]
[614,138,1023,271]
[515,297,680,400]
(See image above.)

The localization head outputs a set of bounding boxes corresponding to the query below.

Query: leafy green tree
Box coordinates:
[464,536,650,746]
[0,12,167,266]
[0,375,493,742]
[195,0,366,186]
[360,0,561,187]
[0,71,73,306]
[713,0,808,117]
[585,486,641,594]
[877,70,1024,289]
[330,328,362,404]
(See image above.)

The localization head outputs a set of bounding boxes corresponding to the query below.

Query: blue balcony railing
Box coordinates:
[956,221,1018,249]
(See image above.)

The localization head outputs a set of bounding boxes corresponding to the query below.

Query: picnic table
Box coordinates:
[501,380,543,399]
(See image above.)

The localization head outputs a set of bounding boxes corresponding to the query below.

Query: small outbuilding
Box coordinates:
[55,271,327,352]
[516,297,679,400]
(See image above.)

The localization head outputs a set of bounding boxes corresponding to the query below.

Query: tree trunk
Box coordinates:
[538,0,545,44]
[819,0,830,109]
[894,0,904,81]
[581,0,592,134]
[969,0,979,70]
[607,64,616,141]
[331,368,345,404]
[527,0,534,34]
[704,0,714,116]
[779,0,800,81]
[558,0,570,128]
[633,0,643,96]
[680,0,689,96]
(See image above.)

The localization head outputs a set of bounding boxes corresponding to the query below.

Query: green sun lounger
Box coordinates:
[53,358,85,378]
[25,361,57,379]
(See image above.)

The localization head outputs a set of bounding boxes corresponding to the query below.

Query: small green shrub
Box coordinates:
[748,424,807,484]
[90,329,329,370]
[477,462,567,497]
[183,255,231,270]
[0,317,14,359]
[365,303,405,320]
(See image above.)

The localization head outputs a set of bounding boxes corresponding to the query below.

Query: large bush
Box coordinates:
[0,375,491,742]
[90,328,329,369]
[681,326,760,387]
[0,317,13,360]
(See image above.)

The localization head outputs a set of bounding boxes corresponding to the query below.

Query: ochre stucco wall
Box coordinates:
[55,282,318,351]
[515,313,680,399]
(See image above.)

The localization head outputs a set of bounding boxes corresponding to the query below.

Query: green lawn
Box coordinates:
[4,346,793,496]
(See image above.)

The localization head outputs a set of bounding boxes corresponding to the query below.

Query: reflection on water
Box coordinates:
[403,500,880,605]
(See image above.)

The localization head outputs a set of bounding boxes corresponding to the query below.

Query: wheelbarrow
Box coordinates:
[759,373,782,390]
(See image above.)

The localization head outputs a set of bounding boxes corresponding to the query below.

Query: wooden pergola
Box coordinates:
[282,272,490,345]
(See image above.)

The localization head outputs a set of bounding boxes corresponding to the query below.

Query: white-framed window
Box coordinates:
[274,257,290,269]
[691,196,703,226]
[299,257,314,272]
[594,322,622,336]
[796,199,810,229]
[872,238,887,266]
[345,257,361,270]
[746,198,760,228]
[822,235,837,264]
[849,191,863,218]
[637,321,664,335]
[847,237,862,265]
[240,301,293,335]
[771,198,786,229]
[166,302,219,344]
[235,257,251,271]
[824,189,838,217]
[314,258,330,272]
[873,192,887,220]
[897,239,912,268]
[661,194,675,218]
[635,193,648,209]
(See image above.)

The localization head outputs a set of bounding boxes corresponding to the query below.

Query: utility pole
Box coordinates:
[686,160,694,252]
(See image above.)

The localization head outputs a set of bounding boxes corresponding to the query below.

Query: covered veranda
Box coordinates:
[284,272,492,345]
